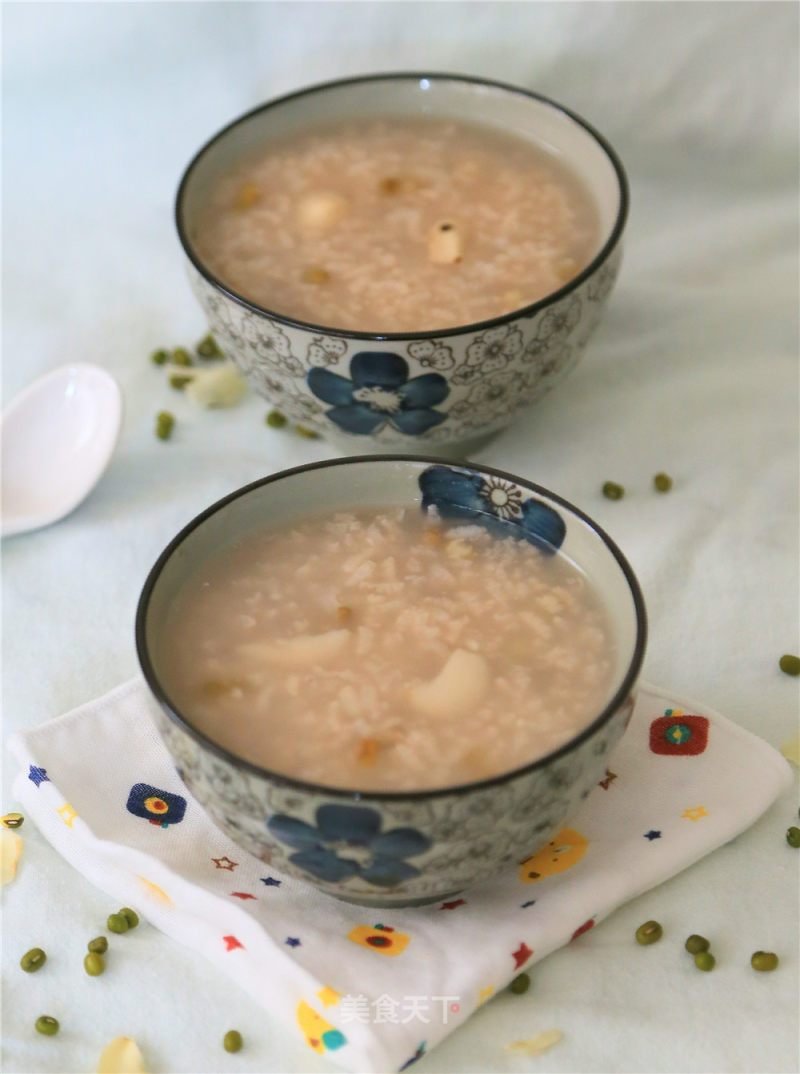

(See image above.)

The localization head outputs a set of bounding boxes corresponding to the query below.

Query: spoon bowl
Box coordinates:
[1,363,122,537]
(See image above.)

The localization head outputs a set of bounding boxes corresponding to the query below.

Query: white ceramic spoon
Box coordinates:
[1,363,123,538]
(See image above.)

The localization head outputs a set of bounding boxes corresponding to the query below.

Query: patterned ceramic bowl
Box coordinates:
[136,456,647,907]
[175,74,628,454]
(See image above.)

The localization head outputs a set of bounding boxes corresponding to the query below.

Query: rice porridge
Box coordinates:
[191,116,600,333]
[160,506,615,791]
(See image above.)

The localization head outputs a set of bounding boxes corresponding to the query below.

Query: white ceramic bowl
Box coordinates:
[176,73,628,454]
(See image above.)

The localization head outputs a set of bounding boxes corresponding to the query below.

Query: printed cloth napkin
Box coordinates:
[9,678,791,1073]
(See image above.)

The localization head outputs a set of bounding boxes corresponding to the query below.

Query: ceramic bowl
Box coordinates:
[175,73,628,454]
[136,455,646,907]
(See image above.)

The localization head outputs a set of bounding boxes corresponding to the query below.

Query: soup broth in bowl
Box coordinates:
[137,456,645,906]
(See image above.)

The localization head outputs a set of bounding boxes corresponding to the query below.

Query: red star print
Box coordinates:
[230,891,256,900]
[440,899,466,910]
[571,919,595,941]
[512,942,533,969]
[212,856,238,871]
[223,935,244,951]
[598,769,617,790]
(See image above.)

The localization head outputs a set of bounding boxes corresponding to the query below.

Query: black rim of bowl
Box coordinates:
[175,71,629,343]
[136,454,647,802]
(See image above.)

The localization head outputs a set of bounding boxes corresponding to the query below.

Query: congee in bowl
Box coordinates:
[137,456,646,906]
[191,115,601,334]
[160,503,614,792]
[176,74,628,451]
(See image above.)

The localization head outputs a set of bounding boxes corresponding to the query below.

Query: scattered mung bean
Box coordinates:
[20,948,46,973]
[172,347,193,366]
[196,334,223,359]
[150,348,169,366]
[685,934,710,954]
[84,952,105,976]
[1,813,24,829]
[602,481,625,501]
[88,936,108,954]
[155,411,175,440]
[223,1030,243,1053]
[35,1016,59,1036]
[779,654,800,676]
[694,951,715,971]
[786,826,800,848]
[120,908,139,929]
[751,951,779,971]
[107,913,129,934]
[265,410,287,429]
[653,472,673,492]
[169,374,192,391]
[295,424,320,439]
[635,920,663,945]
[510,973,531,994]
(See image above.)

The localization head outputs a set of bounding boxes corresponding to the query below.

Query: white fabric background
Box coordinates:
[2,3,798,1073]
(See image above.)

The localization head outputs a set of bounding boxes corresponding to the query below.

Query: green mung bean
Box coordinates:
[156,411,175,439]
[635,920,662,945]
[685,934,710,954]
[223,1030,243,1053]
[107,913,128,934]
[196,334,223,359]
[84,952,105,976]
[751,951,779,971]
[20,948,46,973]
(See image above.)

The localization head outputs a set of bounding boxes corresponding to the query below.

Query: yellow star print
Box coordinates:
[136,875,172,905]
[57,803,77,828]
[478,986,495,1004]
[316,987,341,1008]
[682,806,708,822]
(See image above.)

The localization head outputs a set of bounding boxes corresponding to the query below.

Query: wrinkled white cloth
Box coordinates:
[9,679,791,1073]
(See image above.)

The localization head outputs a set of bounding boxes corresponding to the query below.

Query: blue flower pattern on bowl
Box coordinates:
[268,804,432,886]
[418,465,566,553]
[307,352,449,435]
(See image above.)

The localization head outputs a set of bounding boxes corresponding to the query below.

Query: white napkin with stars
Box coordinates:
[9,678,791,1073]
